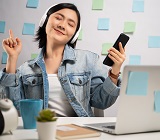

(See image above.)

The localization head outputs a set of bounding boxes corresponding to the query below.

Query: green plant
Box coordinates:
[36,109,57,122]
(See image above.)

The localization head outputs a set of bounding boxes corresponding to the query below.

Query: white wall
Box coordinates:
[0,0,160,116]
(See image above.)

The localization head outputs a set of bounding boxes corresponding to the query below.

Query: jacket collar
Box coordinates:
[28,44,76,66]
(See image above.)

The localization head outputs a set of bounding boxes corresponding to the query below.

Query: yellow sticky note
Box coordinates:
[124,22,136,33]
[92,0,104,10]
[101,43,113,55]
[78,29,82,40]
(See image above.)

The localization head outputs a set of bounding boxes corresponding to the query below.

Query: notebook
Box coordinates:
[56,124,101,140]
[84,65,160,135]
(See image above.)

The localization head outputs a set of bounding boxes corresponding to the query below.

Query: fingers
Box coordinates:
[3,30,18,48]
[119,42,125,54]
[9,29,14,39]
[16,37,22,46]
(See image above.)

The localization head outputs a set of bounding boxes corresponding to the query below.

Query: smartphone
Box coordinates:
[103,33,130,66]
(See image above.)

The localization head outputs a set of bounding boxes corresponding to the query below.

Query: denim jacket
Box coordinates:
[0,45,121,117]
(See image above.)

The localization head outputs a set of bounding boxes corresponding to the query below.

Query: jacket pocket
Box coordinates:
[22,74,43,99]
[68,72,91,103]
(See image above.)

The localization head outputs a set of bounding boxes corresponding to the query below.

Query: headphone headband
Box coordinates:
[39,4,81,44]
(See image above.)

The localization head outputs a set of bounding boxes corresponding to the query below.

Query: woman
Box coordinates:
[0,3,125,117]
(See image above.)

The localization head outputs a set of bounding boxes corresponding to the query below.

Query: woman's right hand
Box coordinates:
[2,29,22,58]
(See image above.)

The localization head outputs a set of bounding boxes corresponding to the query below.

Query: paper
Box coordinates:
[0,21,5,33]
[1,52,7,64]
[154,91,160,113]
[101,43,113,55]
[26,0,39,8]
[129,55,141,65]
[92,0,104,10]
[98,18,110,30]
[22,23,35,35]
[124,22,136,33]
[57,126,76,131]
[78,29,82,40]
[31,53,38,59]
[132,0,144,12]
[148,36,160,48]
[126,71,148,96]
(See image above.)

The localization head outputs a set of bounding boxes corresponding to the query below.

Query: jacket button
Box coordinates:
[78,79,82,84]
[32,79,36,84]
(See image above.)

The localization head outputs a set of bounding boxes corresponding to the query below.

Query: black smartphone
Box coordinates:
[103,33,130,66]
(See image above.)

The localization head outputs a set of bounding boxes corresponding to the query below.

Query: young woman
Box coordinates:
[0,3,125,117]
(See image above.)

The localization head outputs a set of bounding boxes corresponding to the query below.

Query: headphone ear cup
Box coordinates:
[70,24,81,44]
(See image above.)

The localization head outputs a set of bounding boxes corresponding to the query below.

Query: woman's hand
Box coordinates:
[108,42,126,75]
[2,29,22,59]
[2,29,22,73]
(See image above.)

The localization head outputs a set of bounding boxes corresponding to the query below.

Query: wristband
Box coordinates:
[109,69,121,79]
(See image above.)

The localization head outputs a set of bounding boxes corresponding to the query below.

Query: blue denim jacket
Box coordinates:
[0,45,121,117]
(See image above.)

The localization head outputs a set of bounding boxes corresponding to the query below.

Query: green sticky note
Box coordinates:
[126,71,148,96]
[124,22,136,33]
[154,91,160,113]
[78,29,82,40]
[101,43,113,55]
[23,23,35,35]
[92,0,104,10]
[31,53,38,59]
[1,52,7,64]
[129,55,141,65]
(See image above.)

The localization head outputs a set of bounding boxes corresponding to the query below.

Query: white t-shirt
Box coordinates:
[48,74,77,117]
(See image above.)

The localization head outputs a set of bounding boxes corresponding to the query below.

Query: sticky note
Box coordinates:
[101,43,113,55]
[78,29,82,40]
[0,21,5,33]
[26,0,39,8]
[129,55,141,65]
[154,91,160,113]
[1,52,7,64]
[132,0,144,12]
[92,0,104,10]
[31,53,38,59]
[126,71,148,96]
[98,18,110,30]
[148,36,160,48]
[22,23,35,35]
[124,22,136,33]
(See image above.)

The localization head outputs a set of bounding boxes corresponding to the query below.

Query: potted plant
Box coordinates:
[36,109,57,140]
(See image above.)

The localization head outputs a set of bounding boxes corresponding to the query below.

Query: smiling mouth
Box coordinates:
[54,28,65,35]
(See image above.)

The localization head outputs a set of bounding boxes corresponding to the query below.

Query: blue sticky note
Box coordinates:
[132,0,144,12]
[98,18,110,30]
[26,0,39,8]
[126,71,148,95]
[1,52,7,64]
[148,36,160,48]
[22,23,35,35]
[0,21,5,33]
[154,91,160,113]
[129,55,141,65]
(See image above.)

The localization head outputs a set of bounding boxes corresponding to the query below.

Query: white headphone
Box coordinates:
[39,4,81,44]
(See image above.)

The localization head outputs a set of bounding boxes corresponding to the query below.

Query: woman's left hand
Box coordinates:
[108,42,126,75]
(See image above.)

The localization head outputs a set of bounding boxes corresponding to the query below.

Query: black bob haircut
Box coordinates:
[35,3,81,49]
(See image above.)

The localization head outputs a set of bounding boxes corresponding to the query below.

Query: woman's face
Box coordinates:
[46,8,78,45]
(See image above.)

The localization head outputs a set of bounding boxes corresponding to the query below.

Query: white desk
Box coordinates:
[0,117,160,140]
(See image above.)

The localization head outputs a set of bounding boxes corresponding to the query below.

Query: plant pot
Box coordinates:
[37,121,57,140]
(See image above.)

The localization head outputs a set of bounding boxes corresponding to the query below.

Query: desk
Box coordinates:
[0,117,160,140]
